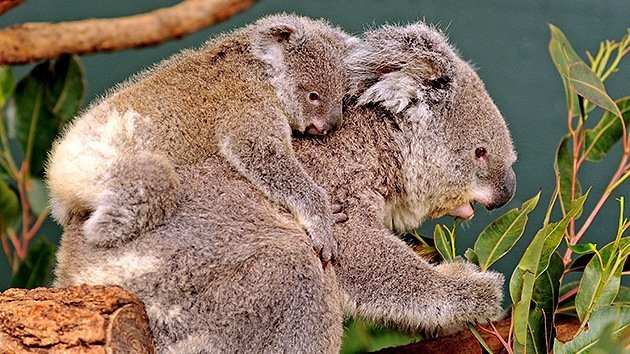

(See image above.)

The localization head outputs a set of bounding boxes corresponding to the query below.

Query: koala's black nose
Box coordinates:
[486,168,516,210]
[329,105,342,129]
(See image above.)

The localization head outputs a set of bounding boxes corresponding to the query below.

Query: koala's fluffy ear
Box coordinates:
[251,15,306,70]
[348,23,455,114]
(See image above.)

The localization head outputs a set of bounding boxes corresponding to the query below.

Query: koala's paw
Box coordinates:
[436,262,504,333]
[305,219,339,267]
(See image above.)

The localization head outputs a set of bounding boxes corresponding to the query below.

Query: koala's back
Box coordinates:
[54,155,343,353]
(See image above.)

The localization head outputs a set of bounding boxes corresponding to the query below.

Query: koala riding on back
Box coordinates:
[46,14,352,262]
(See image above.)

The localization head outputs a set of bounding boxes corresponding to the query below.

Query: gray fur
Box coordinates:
[46,14,352,262]
[54,21,516,353]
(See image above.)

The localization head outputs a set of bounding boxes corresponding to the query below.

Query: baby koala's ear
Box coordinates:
[250,15,306,69]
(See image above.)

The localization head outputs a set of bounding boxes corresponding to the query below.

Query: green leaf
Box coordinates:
[575,238,629,322]
[554,305,630,354]
[0,180,19,230]
[9,238,56,289]
[0,66,14,108]
[464,248,479,265]
[615,287,630,306]
[14,62,61,175]
[433,224,454,262]
[566,241,598,255]
[475,192,540,271]
[567,61,622,118]
[13,55,84,175]
[548,24,582,116]
[510,194,587,345]
[554,134,582,217]
[27,177,49,216]
[45,55,85,122]
[585,97,630,162]
[531,252,564,352]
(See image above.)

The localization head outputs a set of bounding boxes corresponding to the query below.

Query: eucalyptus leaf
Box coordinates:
[615,287,630,306]
[13,55,85,175]
[474,192,540,271]
[554,134,582,217]
[554,305,630,354]
[433,224,454,262]
[0,180,19,230]
[566,241,598,255]
[531,252,564,352]
[509,194,586,345]
[27,177,49,216]
[9,238,56,289]
[14,62,61,175]
[548,24,582,116]
[45,55,85,122]
[575,238,629,322]
[567,62,622,118]
[0,66,14,108]
[585,98,630,162]
[464,248,479,266]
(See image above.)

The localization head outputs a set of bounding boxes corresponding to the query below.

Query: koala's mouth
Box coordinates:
[448,202,475,220]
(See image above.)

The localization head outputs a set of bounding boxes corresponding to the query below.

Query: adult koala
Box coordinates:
[54,22,517,353]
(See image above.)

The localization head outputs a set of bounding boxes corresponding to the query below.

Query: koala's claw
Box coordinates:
[306,224,339,265]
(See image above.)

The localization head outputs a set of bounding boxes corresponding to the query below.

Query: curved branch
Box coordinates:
[0,0,257,65]
[0,0,24,16]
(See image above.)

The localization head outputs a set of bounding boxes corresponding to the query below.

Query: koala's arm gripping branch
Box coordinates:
[0,0,257,65]
[336,219,504,334]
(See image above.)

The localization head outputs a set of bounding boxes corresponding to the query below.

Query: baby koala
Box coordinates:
[46,14,352,262]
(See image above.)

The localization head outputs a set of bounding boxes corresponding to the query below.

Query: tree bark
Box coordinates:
[0,285,155,353]
[375,316,581,354]
[0,0,257,65]
[0,0,24,16]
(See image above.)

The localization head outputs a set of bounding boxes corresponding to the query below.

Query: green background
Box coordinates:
[1,0,628,344]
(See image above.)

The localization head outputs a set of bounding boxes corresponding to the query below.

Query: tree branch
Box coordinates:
[375,316,580,354]
[0,0,24,16]
[0,0,257,65]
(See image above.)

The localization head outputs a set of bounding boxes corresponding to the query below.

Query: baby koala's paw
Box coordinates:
[305,218,339,267]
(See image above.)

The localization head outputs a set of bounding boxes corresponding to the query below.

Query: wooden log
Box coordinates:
[0,285,155,353]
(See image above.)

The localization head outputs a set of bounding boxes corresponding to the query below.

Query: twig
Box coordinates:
[0,0,257,65]
[0,0,23,16]
[0,231,13,269]
[23,206,49,245]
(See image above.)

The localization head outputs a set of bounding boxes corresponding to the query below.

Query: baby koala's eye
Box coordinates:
[475,147,487,159]
[308,91,320,102]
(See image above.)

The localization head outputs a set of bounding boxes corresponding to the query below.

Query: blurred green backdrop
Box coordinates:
[1,0,628,350]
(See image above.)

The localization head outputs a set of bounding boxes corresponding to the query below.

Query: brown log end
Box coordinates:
[0,285,156,353]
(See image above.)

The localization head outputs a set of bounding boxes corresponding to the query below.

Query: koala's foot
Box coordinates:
[434,262,504,335]
[83,153,180,247]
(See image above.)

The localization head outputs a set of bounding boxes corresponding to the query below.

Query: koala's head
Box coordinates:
[349,23,516,230]
[251,14,355,136]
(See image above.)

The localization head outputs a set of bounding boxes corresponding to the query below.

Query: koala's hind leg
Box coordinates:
[337,222,504,335]
[83,152,180,247]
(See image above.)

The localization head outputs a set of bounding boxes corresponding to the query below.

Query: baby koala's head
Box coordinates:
[250,14,356,136]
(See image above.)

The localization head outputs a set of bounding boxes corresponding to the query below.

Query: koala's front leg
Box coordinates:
[83,152,180,247]
[220,132,338,263]
[336,221,504,335]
